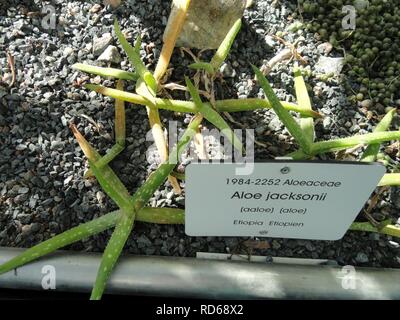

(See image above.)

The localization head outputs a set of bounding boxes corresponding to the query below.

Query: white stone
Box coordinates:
[97,45,121,64]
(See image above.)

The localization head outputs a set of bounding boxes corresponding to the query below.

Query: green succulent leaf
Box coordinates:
[72,63,138,81]
[114,19,157,95]
[294,67,315,143]
[361,108,396,162]
[90,113,203,300]
[0,207,184,276]
[210,18,242,72]
[253,65,312,155]
[185,77,243,153]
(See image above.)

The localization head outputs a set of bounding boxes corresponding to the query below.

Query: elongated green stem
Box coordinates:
[0,207,184,276]
[312,131,400,155]
[115,80,126,146]
[85,84,321,117]
[114,19,157,95]
[253,65,312,155]
[189,62,215,74]
[185,77,243,153]
[137,207,184,224]
[136,77,181,193]
[210,19,242,72]
[378,173,400,186]
[294,68,314,143]
[72,63,138,81]
[350,222,400,238]
[361,108,396,162]
[215,98,320,117]
[90,114,203,300]
[288,131,400,160]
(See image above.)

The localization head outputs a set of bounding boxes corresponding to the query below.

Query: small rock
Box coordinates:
[355,252,369,264]
[264,35,276,47]
[14,194,28,204]
[21,225,32,235]
[322,116,332,130]
[90,4,103,13]
[96,191,105,204]
[388,241,400,249]
[64,175,73,185]
[317,42,333,55]
[97,45,121,64]
[16,144,27,151]
[18,187,29,194]
[31,223,41,233]
[220,63,236,78]
[63,47,74,57]
[305,242,315,251]
[315,56,345,76]
[268,116,282,131]
[93,33,113,56]
[50,140,64,150]
[43,92,54,100]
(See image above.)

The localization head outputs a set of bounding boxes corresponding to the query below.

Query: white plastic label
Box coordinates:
[185,162,385,240]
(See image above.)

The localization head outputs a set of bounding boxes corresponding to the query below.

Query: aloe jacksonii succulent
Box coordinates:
[1,10,400,301]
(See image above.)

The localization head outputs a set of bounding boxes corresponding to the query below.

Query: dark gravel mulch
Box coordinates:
[0,0,399,268]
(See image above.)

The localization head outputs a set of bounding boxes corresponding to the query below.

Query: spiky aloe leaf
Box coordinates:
[114,19,157,95]
[253,65,312,155]
[288,131,400,160]
[0,207,184,276]
[361,108,396,162]
[350,221,400,238]
[90,114,203,300]
[72,63,138,81]
[70,124,133,214]
[185,77,243,153]
[294,67,315,143]
[210,18,242,72]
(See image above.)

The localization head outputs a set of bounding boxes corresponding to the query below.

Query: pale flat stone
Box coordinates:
[93,32,113,56]
[163,0,247,49]
[97,45,121,64]
[315,56,345,76]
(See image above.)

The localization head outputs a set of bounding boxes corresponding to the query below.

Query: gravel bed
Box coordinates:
[0,0,399,268]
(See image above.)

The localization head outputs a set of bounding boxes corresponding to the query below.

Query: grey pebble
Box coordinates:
[97,45,121,64]
[18,187,29,194]
[93,33,113,56]
[355,252,369,264]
